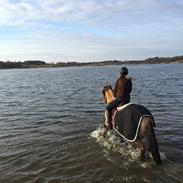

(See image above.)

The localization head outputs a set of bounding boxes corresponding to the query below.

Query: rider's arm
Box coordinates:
[126,78,132,95]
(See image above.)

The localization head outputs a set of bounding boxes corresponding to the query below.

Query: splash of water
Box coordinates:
[90,127,141,162]
[91,127,168,168]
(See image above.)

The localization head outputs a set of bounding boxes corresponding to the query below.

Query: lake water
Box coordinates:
[0,64,182,183]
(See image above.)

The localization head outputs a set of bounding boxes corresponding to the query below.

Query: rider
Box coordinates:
[104,67,132,129]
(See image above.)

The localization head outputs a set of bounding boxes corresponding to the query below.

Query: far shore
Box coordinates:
[0,55,183,69]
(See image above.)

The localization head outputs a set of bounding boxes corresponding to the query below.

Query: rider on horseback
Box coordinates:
[104,67,132,129]
[102,69,162,164]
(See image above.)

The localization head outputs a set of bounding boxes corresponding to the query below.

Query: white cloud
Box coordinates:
[1,26,181,62]
[0,0,174,26]
[0,0,183,62]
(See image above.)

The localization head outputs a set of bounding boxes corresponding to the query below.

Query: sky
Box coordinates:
[0,0,183,62]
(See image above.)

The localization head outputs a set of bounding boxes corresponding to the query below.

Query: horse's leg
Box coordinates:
[140,117,162,164]
[147,124,162,164]
[102,110,109,137]
[102,126,108,138]
[104,110,109,127]
[134,139,145,160]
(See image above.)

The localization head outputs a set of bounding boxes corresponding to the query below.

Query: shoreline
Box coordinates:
[0,55,183,69]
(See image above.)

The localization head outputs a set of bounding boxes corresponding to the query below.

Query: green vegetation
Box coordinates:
[0,56,183,69]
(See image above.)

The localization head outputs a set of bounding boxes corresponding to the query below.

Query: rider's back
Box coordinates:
[113,76,132,103]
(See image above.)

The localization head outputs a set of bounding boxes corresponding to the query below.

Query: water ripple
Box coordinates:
[0,65,183,183]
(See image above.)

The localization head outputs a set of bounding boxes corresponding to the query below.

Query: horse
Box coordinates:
[102,85,162,164]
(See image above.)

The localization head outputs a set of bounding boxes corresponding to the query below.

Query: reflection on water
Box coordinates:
[0,64,183,183]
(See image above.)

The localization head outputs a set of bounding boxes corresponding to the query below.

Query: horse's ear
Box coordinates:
[104,82,110,87]
[103,84,112,90]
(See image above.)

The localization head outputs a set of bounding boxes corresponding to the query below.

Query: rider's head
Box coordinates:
[120,67,128,76]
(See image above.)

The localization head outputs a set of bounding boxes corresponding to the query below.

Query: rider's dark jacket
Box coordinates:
[113,76,132,104]
[105,76,132,129]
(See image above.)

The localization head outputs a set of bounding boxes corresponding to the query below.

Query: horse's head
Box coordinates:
[102,85,114,104]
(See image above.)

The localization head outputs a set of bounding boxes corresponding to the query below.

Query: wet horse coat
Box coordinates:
[113,103,155,142]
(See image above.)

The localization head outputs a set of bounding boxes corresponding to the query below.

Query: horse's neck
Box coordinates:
[106,90,115,104]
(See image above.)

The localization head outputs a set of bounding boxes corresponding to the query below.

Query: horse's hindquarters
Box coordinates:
[113,104,152,142]
[140,117,162,164]
[113,104,162,164]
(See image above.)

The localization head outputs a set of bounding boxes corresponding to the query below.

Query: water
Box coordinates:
[0,64,182,183]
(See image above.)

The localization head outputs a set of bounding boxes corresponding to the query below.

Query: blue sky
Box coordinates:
[0,0,183,62]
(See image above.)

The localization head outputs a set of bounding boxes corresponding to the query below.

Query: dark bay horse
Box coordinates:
[102,85,162,164]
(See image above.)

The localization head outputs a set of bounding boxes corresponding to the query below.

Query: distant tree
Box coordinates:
[23,60,46,65]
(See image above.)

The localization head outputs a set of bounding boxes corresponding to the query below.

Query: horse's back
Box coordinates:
[113,103,154,141]
[114,103,161,164]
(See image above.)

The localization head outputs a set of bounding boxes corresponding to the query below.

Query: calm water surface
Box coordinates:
[0,64,183,183]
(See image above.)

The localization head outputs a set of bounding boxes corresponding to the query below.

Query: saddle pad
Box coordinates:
[113,103,154,142]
